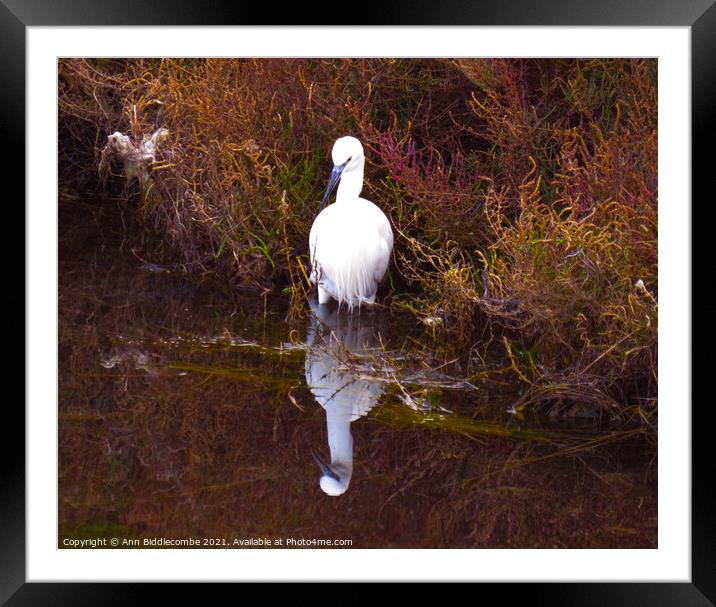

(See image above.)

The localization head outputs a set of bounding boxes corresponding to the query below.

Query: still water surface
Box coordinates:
[59,202,657,548]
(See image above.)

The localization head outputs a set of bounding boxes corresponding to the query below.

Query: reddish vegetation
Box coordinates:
[58,58,658,421]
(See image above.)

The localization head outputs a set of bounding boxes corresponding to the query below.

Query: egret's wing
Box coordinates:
[361,198,393,285]
[308,201,393,307]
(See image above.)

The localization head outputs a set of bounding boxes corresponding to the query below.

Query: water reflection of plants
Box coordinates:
[59,207,656,547]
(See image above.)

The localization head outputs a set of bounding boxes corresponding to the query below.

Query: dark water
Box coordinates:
[59,201,657,548]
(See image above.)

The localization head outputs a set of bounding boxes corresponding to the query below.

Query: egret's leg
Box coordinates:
[364,284,377,305]
[318,285,332,304]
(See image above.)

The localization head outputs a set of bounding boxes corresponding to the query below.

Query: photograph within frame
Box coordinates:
[57,56,658,552]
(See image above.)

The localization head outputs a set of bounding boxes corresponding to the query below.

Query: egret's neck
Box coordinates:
[336,160,364,202]
[326,406,354,482]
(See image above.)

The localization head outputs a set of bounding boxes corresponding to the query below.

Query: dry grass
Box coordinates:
[58,58,658,422]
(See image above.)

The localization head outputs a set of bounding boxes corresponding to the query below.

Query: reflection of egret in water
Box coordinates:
[305,299,385,496]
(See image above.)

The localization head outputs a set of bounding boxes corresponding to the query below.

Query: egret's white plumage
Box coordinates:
[309,137,393,308]
[305,299,385,496]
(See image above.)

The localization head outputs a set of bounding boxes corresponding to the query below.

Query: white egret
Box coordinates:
[309,136,393,308]
[305,299,385,496]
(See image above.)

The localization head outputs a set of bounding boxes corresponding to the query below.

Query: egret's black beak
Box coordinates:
[318,159,350,213]
[310,448,340,481]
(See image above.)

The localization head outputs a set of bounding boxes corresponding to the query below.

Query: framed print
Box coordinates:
[9,0,710,602]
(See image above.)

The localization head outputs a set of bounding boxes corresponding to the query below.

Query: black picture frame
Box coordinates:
[8,0,709,602]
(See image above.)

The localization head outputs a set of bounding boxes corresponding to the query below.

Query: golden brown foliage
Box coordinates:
[58,58,658,419]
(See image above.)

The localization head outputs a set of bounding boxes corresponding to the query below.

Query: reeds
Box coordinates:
[58,58,658,421]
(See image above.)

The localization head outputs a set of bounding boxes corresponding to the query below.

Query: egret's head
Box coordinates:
[331,136,364,170]
[319,475,348,496]
[319,136,365,213]
[311,448,349,496]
